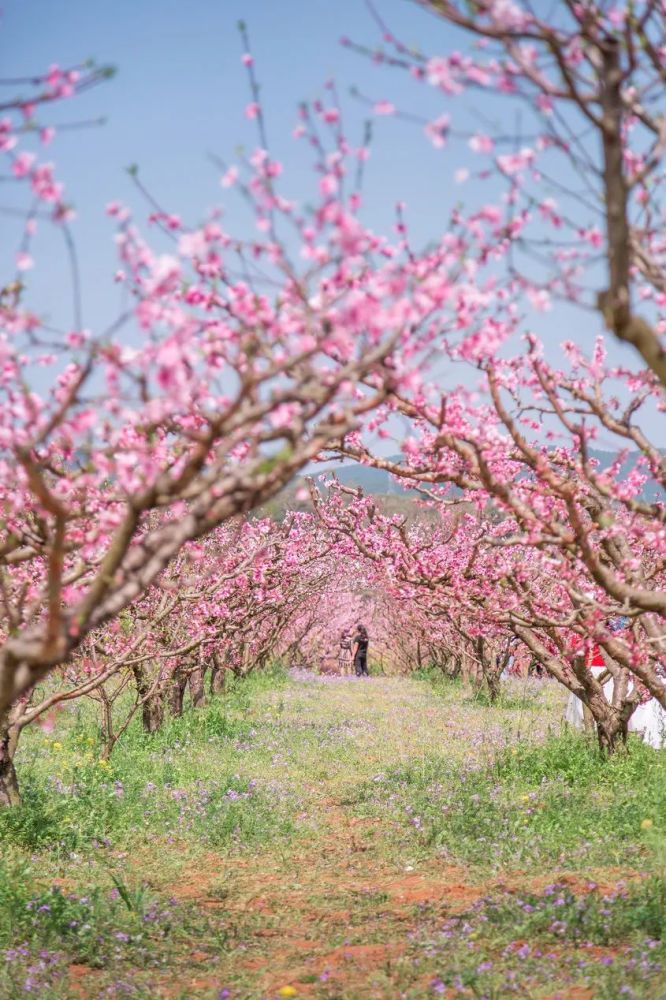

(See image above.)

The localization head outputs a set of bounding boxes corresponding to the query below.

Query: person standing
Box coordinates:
[353,624,369,677]
[337,629,353,676]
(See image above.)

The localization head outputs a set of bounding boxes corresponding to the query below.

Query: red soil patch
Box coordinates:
[66,964,103,998]
[316,942,399,967]
[260,942,405,999]
[382,867,479,908]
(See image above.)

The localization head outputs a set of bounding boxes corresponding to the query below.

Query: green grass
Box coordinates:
[0,667,300,996]
[2,670,666,997]
[1,665,297,855]
[401,874,666,999]
[0,854,227,999]
[350,728,666,870]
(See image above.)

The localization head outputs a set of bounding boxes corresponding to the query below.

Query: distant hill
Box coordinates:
[327,449,666,502]
[587,449,664,502]
[256,448,665,521]
[329,461,406,495]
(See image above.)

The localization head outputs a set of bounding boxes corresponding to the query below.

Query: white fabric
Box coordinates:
[564,690,584,728]
[628,696,666,749]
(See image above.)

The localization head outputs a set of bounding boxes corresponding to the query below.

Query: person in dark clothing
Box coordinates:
[353,624,369,677]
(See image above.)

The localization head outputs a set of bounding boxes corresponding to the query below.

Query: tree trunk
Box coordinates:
[586,658,634,754]
[132,663,164,733]
[460,651,475,685]
[485,672,501,704]
[210,651,226,695]
[0,716,21,808]
[448,653,462,680]
[143,692,164,733]
[596,715,627,754]
[188,664,207,709]
[582,703,596,735]
[99,687,115,759]
[168,666,187,718]
[476,636,502,703]
[586,688,631,755]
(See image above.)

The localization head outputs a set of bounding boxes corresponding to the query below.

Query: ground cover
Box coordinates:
[1,670,664,998]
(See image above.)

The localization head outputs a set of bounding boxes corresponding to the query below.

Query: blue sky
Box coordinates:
[2,0,659,447]
[2,0,467,331]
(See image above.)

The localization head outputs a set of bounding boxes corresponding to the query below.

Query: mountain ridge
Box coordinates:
[325,449,665,501]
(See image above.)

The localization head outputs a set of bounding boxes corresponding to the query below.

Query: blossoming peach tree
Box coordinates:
[349,0,666,379]
[1,40,494,802]
[308,0,666,745]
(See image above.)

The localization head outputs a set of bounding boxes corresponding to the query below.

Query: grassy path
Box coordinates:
[167,673,557,998]
[158,674,662,999]
[4,670,666,998]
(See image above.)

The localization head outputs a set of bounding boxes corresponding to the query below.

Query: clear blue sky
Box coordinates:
[2,0,467,332]
[1,0,655,447]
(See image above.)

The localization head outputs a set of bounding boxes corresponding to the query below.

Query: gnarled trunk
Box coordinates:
[188,663,207,709]
[168,665,187,718]
[445,652,462,680]
[484,670,501,705]
[460,650,476,685]
[210,651,226,695]
[132,663,164,733]
[596,712,629,754]
[476,636,502,704]
[584,659,636,754]
[0,714,21,808]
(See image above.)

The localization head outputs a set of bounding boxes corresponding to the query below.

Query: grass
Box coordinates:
[1,665,297,856]
[350,726,666,870]
[1,669,665,997]
[0,854,227,998]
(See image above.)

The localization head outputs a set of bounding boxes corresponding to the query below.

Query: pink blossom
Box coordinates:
[497,147,534,175]
[580,227,603,248]
[469,133,494,154]
[66,330,89,348]
[424,114,450,149]
[16,251,33,271]
[269,403,298,429]
[488,0,530,30]
[12,151,36,178]
[607,6,625,27]
[536,94,553,115]
[46,63,62,88]
[178,230,208,259]
[319,174,339,197]
[220,166,238,188]
[426,57,462,94]
[526,287,552,311]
